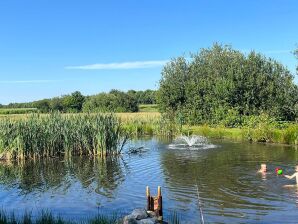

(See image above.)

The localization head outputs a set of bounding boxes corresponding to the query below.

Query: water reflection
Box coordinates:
[160,141,298,222]
[0,156,125,197]
[0,139,297,223]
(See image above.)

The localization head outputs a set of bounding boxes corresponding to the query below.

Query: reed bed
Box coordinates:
[0,210,119,224]
[0,113,128,160]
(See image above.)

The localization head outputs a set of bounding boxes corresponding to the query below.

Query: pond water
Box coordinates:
[0,137,298,223]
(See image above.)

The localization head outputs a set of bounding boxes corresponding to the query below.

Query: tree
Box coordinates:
[34,99,51,113]
[157,57,189,113]
[62,91,85,112]
[158,44,298,125]
[50,97,64,111]
[82,90,138,113]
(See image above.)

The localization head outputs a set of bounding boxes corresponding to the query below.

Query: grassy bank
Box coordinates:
[186,124,298,145]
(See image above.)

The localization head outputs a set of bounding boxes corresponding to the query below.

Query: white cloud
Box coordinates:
[65,60,169,70]
[0,80,61,84]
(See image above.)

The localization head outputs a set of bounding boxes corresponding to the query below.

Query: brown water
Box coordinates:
[0,137,298,223]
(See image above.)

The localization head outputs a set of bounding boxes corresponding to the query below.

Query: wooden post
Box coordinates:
[146,186,163,221]
[146,186,152,211]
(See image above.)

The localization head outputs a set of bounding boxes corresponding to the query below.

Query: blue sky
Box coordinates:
[0,0,297,104]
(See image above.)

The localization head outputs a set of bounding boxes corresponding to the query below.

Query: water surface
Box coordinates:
[0,138,298,223]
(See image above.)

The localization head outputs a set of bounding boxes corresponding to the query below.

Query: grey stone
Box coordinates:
[146,211,157,218]
[137,217,158,224]
[123,215,138,224]
[131,208,148,220]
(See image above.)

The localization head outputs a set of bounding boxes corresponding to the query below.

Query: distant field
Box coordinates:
[138,104,158,112]
[0,111,161,121]
[0,108,38,115]
[116,112,160,121]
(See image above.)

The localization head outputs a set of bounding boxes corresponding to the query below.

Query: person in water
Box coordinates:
[257,164,267,173]
[285,165,298,185]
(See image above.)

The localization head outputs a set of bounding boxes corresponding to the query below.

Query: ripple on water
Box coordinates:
[0,138,298,223]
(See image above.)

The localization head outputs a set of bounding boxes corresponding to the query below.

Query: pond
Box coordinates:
[0,137,298,223]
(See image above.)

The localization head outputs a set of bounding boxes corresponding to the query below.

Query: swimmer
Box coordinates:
[257,164,267,173]
[284,165,298,186]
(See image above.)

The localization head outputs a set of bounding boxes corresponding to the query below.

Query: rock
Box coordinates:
[137,217,158,224]
[123,215,138,224]
[131,208,148,220]
[146,211,157,218]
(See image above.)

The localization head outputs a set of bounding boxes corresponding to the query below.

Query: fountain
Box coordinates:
[169,135,217,150]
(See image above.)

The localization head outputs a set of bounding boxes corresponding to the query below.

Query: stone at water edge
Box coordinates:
[131,208,149,220]
[137,218,158,224]
[123,215,138,224]
[146,211,157,218]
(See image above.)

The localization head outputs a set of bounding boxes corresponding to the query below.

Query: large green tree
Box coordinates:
[158,44,298,125]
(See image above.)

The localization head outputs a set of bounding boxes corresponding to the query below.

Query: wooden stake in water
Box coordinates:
[196,184,205,224]
[146,186,163,220]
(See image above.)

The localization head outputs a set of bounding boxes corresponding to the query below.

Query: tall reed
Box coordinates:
[0,113,128,160]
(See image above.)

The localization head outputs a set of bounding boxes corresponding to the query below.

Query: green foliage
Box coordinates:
[83,90,138,113]
[1,90,153,114]
[127,89,157,104]
[0,113,128,160]
[62,91,85,112]
[0,108,37,115]
[158,44,298,125]
[242,114,276,142]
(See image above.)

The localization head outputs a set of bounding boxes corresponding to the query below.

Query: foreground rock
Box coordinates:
[123,208,164,224]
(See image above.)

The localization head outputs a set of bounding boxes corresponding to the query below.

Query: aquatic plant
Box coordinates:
[0,210,119,224]
[0,113,128,160]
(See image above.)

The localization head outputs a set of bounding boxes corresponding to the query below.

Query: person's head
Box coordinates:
[295,165,298,172]
[261,164,267,172]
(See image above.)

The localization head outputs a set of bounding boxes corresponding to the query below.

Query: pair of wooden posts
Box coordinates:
[146,186,163,220]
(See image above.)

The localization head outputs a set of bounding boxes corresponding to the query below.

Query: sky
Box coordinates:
[0,0,297,104]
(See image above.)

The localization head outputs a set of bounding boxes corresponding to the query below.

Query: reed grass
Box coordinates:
[0,210,181,224]
[0,113,128,160]
[0,210,119,224]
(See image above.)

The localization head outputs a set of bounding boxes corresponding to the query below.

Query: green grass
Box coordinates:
[188,124,298,145]
[0,210,119,224]
[138,104,159,113]
[0,108,38,115]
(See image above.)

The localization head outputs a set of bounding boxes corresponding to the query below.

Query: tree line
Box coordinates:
[157,44,298,126]
[1,89,157,113]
